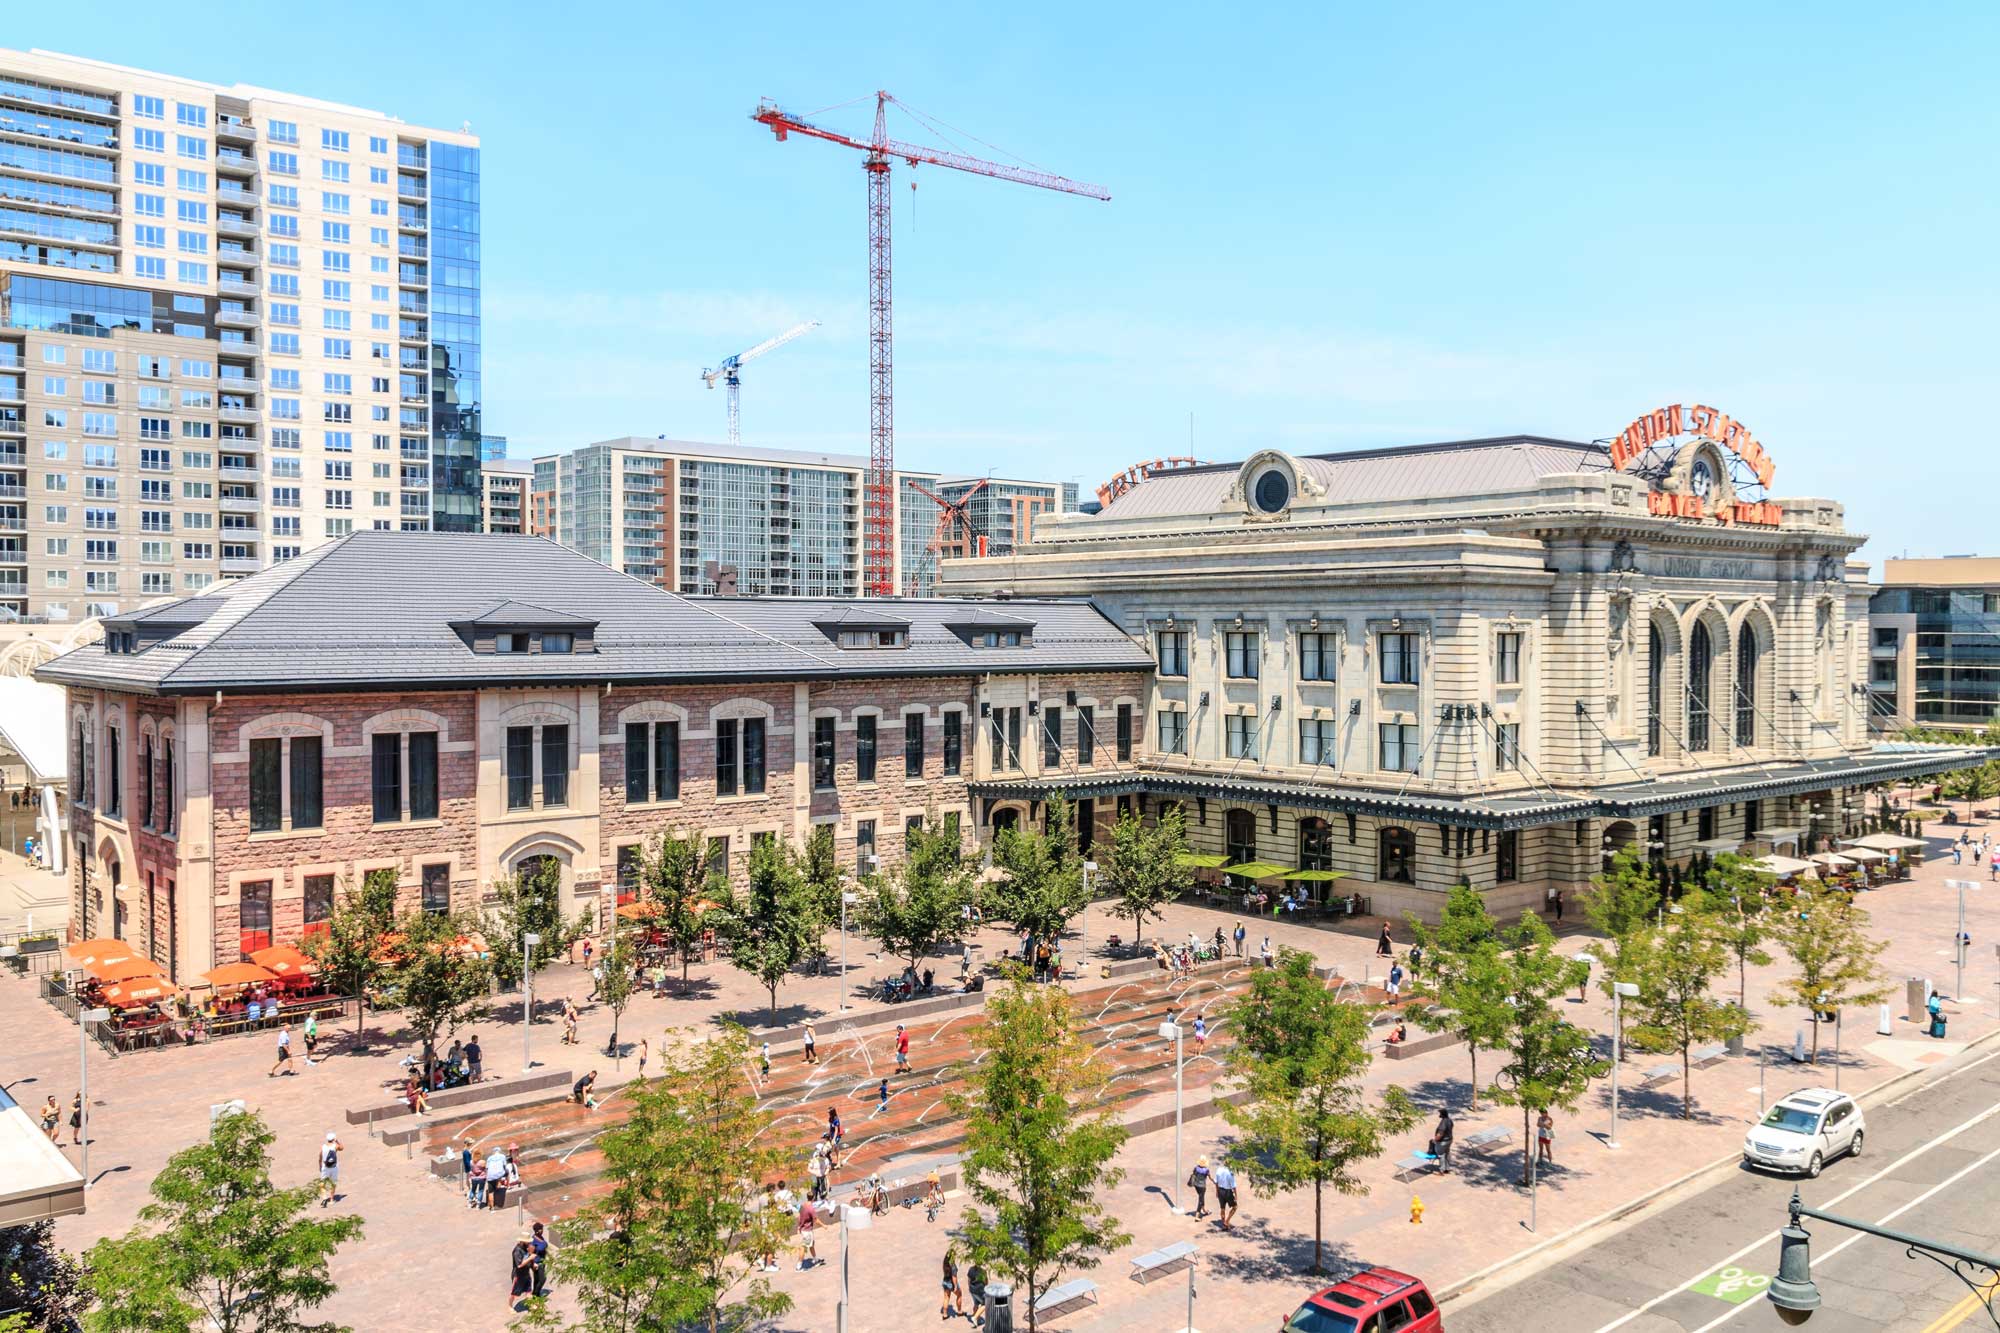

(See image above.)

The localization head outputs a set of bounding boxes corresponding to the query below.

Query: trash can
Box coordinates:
[984,1281,1014,1333]
[1906,976,1929,1023]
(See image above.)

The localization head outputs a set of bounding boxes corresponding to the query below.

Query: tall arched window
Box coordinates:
[1379,826,1415,883]
[1298,817,1332,871]
[1647,625,1664,757]
[1687,621,1713,752]
[1736,621,1760,747]
[1224,809,1257,866]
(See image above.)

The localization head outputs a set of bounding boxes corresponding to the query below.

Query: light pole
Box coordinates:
[1610,980,1637,1148]
[836,1199,872,1333]
[1946,879,1979,1003]
[521,931,540,1074]
[837,884,858,1013]
[1080,858,1097,961]
[78,1004,107,1188]
[1769,1188,2000,1327]
[1160,1017,1184,1213]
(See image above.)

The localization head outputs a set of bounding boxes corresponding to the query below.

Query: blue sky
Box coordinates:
[17,2,1996,560]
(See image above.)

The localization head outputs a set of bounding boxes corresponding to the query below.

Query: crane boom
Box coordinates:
[753,91,1107,594]
[701,320,820,445]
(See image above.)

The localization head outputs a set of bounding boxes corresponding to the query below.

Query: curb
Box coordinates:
[1434,1020,2000,1306]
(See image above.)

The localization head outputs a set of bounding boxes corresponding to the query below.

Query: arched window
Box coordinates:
[1224,809,1257,866]
[1647,625,1664,757]
[1736,621,1760,747]
[1298,817,1332,871]
[991,807,1020,833]
[1379,826,1415,884]
[1687,621,1713,752]
[139,732,155,829]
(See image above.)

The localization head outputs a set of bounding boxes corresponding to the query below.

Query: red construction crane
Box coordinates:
[753,92,1109,595]
[909,476,991,565]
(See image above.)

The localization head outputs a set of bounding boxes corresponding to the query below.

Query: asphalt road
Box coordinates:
[1449,1047,2000,1333]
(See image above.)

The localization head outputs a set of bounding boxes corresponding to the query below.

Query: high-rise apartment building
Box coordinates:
[1868,556,2000,732]
[0,48,482,623]
[480,456,529,535]
[507,437,1075,597]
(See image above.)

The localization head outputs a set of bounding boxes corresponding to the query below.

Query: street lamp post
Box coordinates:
[78,1004,107,1188]
[1080,858,1097,963]
[521,931,540,1074]
[1770,1188,2000,1327]
[1160,1017,1184,1213]
[837,884,859,1013]
[1946,879,1979,1003]
[835,1200,872,1333]
[1610,980,1638,1148]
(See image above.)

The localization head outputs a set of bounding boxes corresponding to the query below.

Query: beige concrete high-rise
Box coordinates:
[0,47,482,625]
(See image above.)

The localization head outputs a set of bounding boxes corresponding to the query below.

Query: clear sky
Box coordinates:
[15,2,1995,562]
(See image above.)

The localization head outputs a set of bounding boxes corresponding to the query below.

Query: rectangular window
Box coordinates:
[1116,704,1134,761]
[654,721,679,801]
[814,717,836,789]
[1381,632,1422,685]
[942,712,962,775]
[715,718,739,796]
[742,717,766,795]
[239,881,272,959]
[371,732,401,822]
[1043,706,1063,767]
[1007,707,1022,771]
[1158,710,1187,755]
[616,846,641,906]
[1379,722,1420,773]
[1226,713,1257,759]
[1300,718,1337,766]
[249,737,282,832]
[856,820,876,874]
[1078,704,1096,768]
[1157,630,1188,677]
[1496,632,1522,685]
[408,730,438,820]
[1300,632,1338,682]
[303,873,335,942]
[856,715,877,783]
[505,726,533,810]
[540,725,569,807]
[289,735,322,829]
[1494,722,1521,772]
[624,722,650,803]
[905,714,925,777]
[1225,631,1260,679]
[1496,830,1519,883]
[421,863,450,915]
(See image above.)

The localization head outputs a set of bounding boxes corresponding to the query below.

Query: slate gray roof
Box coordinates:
[37,531,1151,695]
[457,600,599,629]
[1100,435,1610,519]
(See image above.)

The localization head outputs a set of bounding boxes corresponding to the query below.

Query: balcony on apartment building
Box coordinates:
[214,147,258,178]
[217,181,257,207]
[218,460,259,482]
[218,273,259,298]
[219,554,261,575]
[215,116,257,144]
[215,303,259,330]
[217,213,258,240]
[397,205,427,232]
[397,236,428,259]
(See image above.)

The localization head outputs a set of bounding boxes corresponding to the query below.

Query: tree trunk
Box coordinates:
[1520,1105,1532,1185]
[769,981,780,1023]
[1809,1013,1821,1064]
[1133,908,1143,947]
[1681,1049,1692,1119]
[1467,1043,1480,1110]
[1312,1178,1325,1273]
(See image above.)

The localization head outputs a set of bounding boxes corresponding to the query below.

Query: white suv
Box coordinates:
[1743,1089,1865,1178]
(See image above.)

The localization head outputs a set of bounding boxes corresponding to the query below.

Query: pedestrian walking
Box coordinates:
[1430,1107,1455,1174]
[941,1247,964,1320]
[1213,1159,1238,1230]
[796,1198,818,1270]
[466,1034,483,1083]
[39,1095,59,1142]
[1952,843,1964,865]
[303,1012,319,1063]
[1553,890,1565,923]
[878,1078,890,1111]
[803,1020,818,1065]
[316,1132,344,1205]
[760,1041,771,1079]
[825,1106,844,1154]
[1259,936,1273,968]
[924,1167,945,1222]
[1193,1015,1207,1052]
[509,1231,535,1310]
[896,1023,911,1074]
[967,1261,989,1325]
[530,1221,551,1297]
[1377,922,1394,957]
[808,1142,830,1201]
[1188,1156,1211,1218]
[467,1154,487,1208]
[267,1023,295,1077]
[1536,1109,1555,1165]
[1387,961,1404,999]
[580,937,593,969]
[1233,921,1246,957]
[638,1038,649,1079]
[68,1091,82,1146]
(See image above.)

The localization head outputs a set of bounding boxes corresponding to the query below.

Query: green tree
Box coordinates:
[83,1111,362,1333]
[598,928,642,1061]
[636,830,727,993]
[1098,805,1192,947]
[1485,912,1608,1183]
[1221,949,1419,1273]
[858,820,975,975]
[299,867,398,1037]
[1697,855,1777,1008]
[1770,884,1891,1063]
[384,907,492,1083]
[1404,884,1514,1108]
[483,858,595,992]
[521,1027,792,1333]
[1626,897,1752,1119]
[989,797,1090,946]
[946,970,1131,1330]
[1584,848,1663,1054]
[727,838,820,1022]
[0,1221,90,1333]
[796,824,844,974]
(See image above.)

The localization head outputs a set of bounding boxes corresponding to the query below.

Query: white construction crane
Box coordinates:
[701,320,819,446]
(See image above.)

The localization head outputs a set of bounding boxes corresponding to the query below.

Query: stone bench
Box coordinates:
[1034,1277,1100,1319]
[345,1068,572,1128]
[1461,1125,1512,1154]
[1383,1030,1464,1060]
[1128,1239,1197,1285]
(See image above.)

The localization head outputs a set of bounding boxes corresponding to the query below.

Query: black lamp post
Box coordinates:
[1769,1189,2000,1327]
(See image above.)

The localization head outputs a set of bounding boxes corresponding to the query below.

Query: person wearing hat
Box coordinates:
[802,1019,818,1066]
[318,1132,343,1205]
[509,1229,536,1310]
[1188,1156,1211,1218]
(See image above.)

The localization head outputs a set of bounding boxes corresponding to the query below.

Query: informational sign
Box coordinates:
[1613,403,1782,527]
[1612,404,1775,485]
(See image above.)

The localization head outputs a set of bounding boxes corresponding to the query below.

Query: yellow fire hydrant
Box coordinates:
[1410,1194,1424,1225]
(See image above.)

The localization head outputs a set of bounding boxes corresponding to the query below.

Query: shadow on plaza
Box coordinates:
[1206,1211,1365,1284]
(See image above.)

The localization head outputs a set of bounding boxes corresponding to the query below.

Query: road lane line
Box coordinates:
[1684,1140,2000,1332]
[1916,1276,1999,1333]
[1589,1048,2000,1333]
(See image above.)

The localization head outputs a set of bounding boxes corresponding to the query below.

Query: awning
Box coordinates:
[99,977,180,1008]
[249,945,318,978]
[66,939,134,970]
[1175,853,1231,869]
[1284,869,1351,882]
[1222,861,1296,880]
[0,1086,83,1225]
[1754,854,1816,877]
[202,962,277,988]
[1845,833,1926,852]
[88,956,165,983]
[1693,837,1745,854]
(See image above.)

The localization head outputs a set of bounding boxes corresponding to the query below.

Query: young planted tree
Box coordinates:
[1584,848,1663,1055]
[1697,856,1777,1008]
[945,972,1131,1330]
[483,857,595,994]
[1486,912,1607,1184]
[727,838,820,1022]
[385,907,492,1084]
[1404,884,1515,1108]
[1769,884,1891,1063]
[522,1027,792,1333]
[797,824,844,974]
[989,797,1091,947]
[300,867,398,1037]
[637,830,728,993]
[858,820,975,976]
[1098,804,1192,948]
[1626,901,1752,1118]
[1221,949,1419,1273]
[598,929,642,1060]
[84,1110,362,1333]
[0,1220,90,1333]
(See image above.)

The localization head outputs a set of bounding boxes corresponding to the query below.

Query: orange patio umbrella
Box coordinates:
[67,938,135,969]
[201,961,278,988]
[615,900,659,920]
[249,945,318,978]
[89,955,166,983]
[99,976,180,1008]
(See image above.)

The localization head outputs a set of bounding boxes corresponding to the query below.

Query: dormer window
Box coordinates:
[454,600,599,656]
[979,631,1023,648]
[105,629,137,654]
[816,609,911,650]
[837,628,907,649]
[496,633,530,654]
[540,632,574,654]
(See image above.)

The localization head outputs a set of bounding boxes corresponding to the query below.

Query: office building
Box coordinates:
[0,47,482,624]
[1868,556,2000,732]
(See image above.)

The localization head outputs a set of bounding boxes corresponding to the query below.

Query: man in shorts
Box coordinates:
[268,1023,294,1077]
[1212,1159,1238,1229]
[318,1132,343,1205]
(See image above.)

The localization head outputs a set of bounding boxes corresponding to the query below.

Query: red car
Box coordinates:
[1282,1267,1443,1333]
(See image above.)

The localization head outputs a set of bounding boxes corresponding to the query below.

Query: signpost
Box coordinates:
[1945,880,1979,1003]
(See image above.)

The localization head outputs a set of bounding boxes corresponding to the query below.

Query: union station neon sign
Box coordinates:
[1612,403,1782,528]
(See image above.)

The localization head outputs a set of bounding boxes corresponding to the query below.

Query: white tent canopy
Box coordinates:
[1845,833,1926,852]
[1754,854,1816,877]
[1839,846,1888,863]
[1808,852,1857,868]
